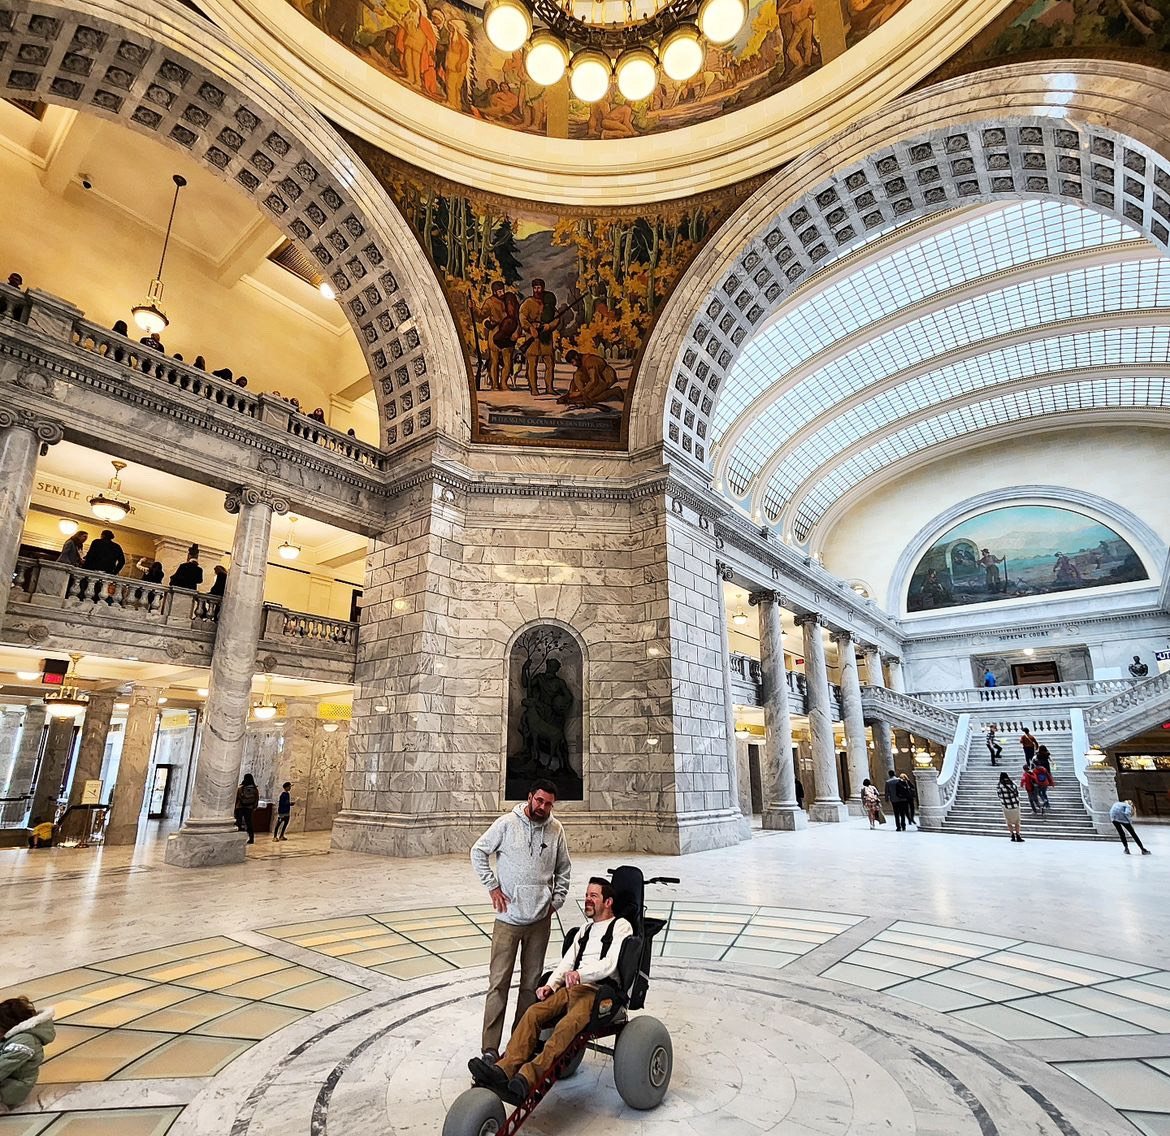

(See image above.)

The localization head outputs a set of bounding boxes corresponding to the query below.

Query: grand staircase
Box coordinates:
[941,717,1105,840]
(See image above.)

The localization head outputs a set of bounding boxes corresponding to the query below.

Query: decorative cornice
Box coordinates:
[0,406,64,454]
[225,487,291,516]
[904,605,1167,647]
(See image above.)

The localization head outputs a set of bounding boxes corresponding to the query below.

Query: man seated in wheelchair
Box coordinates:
[468,876,632,1100]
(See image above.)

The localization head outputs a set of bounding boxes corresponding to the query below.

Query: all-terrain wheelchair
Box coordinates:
[443,866,679,1136]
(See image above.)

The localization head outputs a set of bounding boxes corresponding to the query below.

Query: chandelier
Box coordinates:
[89,460,131,523]
[252,675,279,721]
[44,653,90,721]
[132,173,187,335]
[277,515,302,561]
[483,0,746,102]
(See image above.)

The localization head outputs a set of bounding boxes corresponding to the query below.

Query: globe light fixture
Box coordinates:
[252,675,278,721]
[277,516,302,561]
[570,50,612,102]
[132,174,187,335]
[615,47,658,102]
[660,24,703,80]
[89,460,131,523]
[697,0,746,43]
[484,0,533,50]
[526,32,571,86]
[15,670,40,681]
[732,610,748,626]
[43,653,89,721]
[58,518,79,537]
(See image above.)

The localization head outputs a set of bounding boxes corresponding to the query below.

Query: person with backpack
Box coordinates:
[1021,765,1041,815]
[0,997,55,1109]
[1033,763,1054,812]
[234,773,260,844]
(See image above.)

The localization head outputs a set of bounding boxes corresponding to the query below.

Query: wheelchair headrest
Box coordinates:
[608,865,644,935]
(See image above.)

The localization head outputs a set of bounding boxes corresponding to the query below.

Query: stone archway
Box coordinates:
[631,61,1170,467]
[0,0,469,450]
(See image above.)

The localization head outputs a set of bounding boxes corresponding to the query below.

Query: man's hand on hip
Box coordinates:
[489,887,509,914]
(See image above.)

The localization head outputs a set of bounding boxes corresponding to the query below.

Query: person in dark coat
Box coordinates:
[82,530,125,576]
[141,559,165,584]
[208,565,227,597]
[885,769,911,831]
[170,555,203,590]
[57,531,88,566]
[234,773,260,844]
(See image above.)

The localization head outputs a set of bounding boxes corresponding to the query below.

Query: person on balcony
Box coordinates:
[209,566,228,597]
[137,558,165,584]
[57,531,87,566]
[170,549,203,591]
[82,530,125,576]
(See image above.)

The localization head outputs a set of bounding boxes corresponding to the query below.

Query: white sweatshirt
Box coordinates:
[547,916,633,990]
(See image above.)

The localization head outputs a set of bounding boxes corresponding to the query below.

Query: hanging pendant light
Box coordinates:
[732,609,748,626]
[44,653,90,721]
[89,460,131,523]
[252,675,279,721]
[132,173,187,335]
[277,515,302,561]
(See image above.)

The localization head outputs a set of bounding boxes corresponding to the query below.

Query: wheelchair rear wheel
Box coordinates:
[442,1087,506,1136]
[613,1015,672,1110]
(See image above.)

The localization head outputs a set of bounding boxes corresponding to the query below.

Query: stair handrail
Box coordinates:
[1087,668,1170,727]
[938,713,973,813]
[859,685,960,739]
[1070,706,1093,814]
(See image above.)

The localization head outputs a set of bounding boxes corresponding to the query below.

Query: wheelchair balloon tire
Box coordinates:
[613,1016,672,1110]
[442,1087,506,1136]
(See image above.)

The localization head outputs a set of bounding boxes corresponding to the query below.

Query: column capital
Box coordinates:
[714,559,734,582]
[748,589,777,607]
[0,407,64,455]
[793,612,825,629]
[830,628,856,646]
[884,654,902,665]
[225,487,290,516]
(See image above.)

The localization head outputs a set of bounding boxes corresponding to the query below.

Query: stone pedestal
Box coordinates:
[798,614,847,823]
[754,590,807,832]
[913,767,944,830]
[1085,767,1121,835]
[29,714,76,825]
[165,488,283,868]
[105,686,160,845]
[68,692,116,807]
[0,411,63,623]
[834,630,869,817]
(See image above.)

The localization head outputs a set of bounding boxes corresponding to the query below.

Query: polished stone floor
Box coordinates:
[3,818,1169,1135]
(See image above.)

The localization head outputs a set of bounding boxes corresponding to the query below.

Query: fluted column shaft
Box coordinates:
[833,631,869,815]
[68,692,117,806]
[798,614,847,822]
[105,686,161,845]
[165,488,285,867]
[753,591,806,831]
[29,715,76,826]
[863,645,894,780]
[0,411,63,623]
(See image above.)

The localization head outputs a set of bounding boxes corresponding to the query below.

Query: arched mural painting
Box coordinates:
[906,505,1148,612]
[507,624,584,800]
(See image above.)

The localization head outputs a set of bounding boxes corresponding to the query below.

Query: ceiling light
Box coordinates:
[132,174,187,335]
[374,703,389,713]
[646,735,660,746]
[196,687,209,697]
[615,47,657,102]
[732,610,748,626]
[484,0,532,50]
[157,696,167,705]
[660,24,703,80]
[323,722,340,733]
[252,674,278,720]
[318,281,337,301]
[89,460,131,523]
[526,32,570,85]
[698,0,746,42]
[43,653,88,720]
[277,515,301,561]
[15,671,40,681]
[1024,647,1035,656]
[58,518,79,537]
[570,50,611,102]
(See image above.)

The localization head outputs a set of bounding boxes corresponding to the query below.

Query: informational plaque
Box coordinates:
[81,779,103,805]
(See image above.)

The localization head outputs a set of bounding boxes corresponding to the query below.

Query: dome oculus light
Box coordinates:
[698,0,746,43]
[484,0,533,51]
[660,24,703,81]
[570,49,611,102]
[526,32,570,86]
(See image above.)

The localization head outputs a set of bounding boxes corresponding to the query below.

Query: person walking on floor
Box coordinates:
[1020,727,1038,766]
[470,779,571,1063]
[1109,799,1152,855]
[0,997,55,1110]
[1033,763,1054,812]
[997,772,1024,842]
[273,781,294,841]
[987,725,1003,766]
[860,779,883,828]
[234,773,259,844]
[884,769,911,832]
[900,772,919,828]
[1021,765,1041,815]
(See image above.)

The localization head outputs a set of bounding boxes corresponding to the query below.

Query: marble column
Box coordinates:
[0,709,23,796]
[105,686,160,845]
[833,630,869,817]
[862,644,894,780]
[752,590,806,831]
[796,614,847,822]
[714,562,751,839]
[165,487,286,867]
[5,705,45,802]
[0,409,64,623]
[885,655,906,693]
[277,699,318,836]
[68,692,116,806]
[29,714,77,825]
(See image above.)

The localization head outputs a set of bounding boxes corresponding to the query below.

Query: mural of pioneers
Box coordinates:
[906,505,1148,612]
[506,625,583,801]
[352,137,754,447]
[286,0,910,140]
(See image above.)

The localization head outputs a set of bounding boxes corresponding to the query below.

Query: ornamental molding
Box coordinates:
[904,605,1167,647]
[0,406,64,452]
[225,487,291,516]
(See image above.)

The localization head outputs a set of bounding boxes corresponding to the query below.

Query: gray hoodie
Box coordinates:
[0,1008,55,1109]
[471,803,571,926]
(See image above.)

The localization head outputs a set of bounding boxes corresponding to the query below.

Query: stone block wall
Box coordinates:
[330,480,747,857]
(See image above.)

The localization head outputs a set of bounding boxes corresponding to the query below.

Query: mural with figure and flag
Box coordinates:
[906,505,1148,612]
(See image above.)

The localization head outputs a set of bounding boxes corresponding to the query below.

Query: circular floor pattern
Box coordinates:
[183,965,1134,1136]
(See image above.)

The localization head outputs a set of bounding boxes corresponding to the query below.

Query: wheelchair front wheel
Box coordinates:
[613,1015,672,1110]
[442,1087,506,1136]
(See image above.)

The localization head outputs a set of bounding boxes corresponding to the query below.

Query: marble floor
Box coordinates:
[3,817,1169,1135]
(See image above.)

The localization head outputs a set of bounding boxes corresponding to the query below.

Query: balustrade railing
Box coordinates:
[1087,669,1170,725]
[0,283,29,324]
[914,680,1134,709]
[284,414,384,469]
[264,606,357,647]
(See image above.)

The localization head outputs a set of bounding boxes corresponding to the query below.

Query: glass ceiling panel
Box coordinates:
[722,256,1170,496]
[761,326,1170,518]
[714,200,1144,443]
[791,378,1170,540]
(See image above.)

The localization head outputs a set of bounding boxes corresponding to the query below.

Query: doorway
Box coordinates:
[148,764,174,819]
[1011,661,1060,685]
[747,743,763,813]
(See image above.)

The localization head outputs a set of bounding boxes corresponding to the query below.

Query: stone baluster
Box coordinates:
[751,590,806,830]
[68,692,117,807]
[862,644,894,780]
[714,561,750,832]
[0,408,63,622]
[796,613,847,822]
[105,686,161,845]
[165,487,287,867]
[29,714,77,826]
[832,629,869,816]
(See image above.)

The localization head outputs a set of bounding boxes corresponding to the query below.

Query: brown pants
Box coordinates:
[482,914,552,1052]
[497,983,596,1087]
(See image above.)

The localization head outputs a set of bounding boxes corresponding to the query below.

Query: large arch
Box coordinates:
[631,61,1170,466]
[0,0,469,451]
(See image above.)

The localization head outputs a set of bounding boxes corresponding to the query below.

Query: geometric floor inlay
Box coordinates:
[1056,1058,1170,1136]
[824,919,1170,1040]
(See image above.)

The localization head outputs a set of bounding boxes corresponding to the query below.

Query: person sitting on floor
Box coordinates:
[0,997,55,1110]
[468,877,632,1101]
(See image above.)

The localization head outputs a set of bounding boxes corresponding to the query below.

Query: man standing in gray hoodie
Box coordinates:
[471,779,571,1060]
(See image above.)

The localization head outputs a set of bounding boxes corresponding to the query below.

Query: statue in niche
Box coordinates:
[1129,655,1150,678]
[507,626,583,801]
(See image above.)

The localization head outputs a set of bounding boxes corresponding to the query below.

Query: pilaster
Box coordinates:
[105,686,160,845]
[68,692,117,807]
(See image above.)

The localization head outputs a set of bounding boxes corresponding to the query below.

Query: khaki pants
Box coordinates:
[497,983,596,1087]
[482,914,552,1052]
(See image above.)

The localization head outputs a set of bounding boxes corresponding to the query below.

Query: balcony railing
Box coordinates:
[913,680,1136,710]
[262,606,358,648]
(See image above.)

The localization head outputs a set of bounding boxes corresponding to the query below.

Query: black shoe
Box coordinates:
[1142,848,1152,855]
[1017,836,1024,842]
[506,1074,531,1101]
[1124,847,1131,854]
[468,1057,507,1088]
